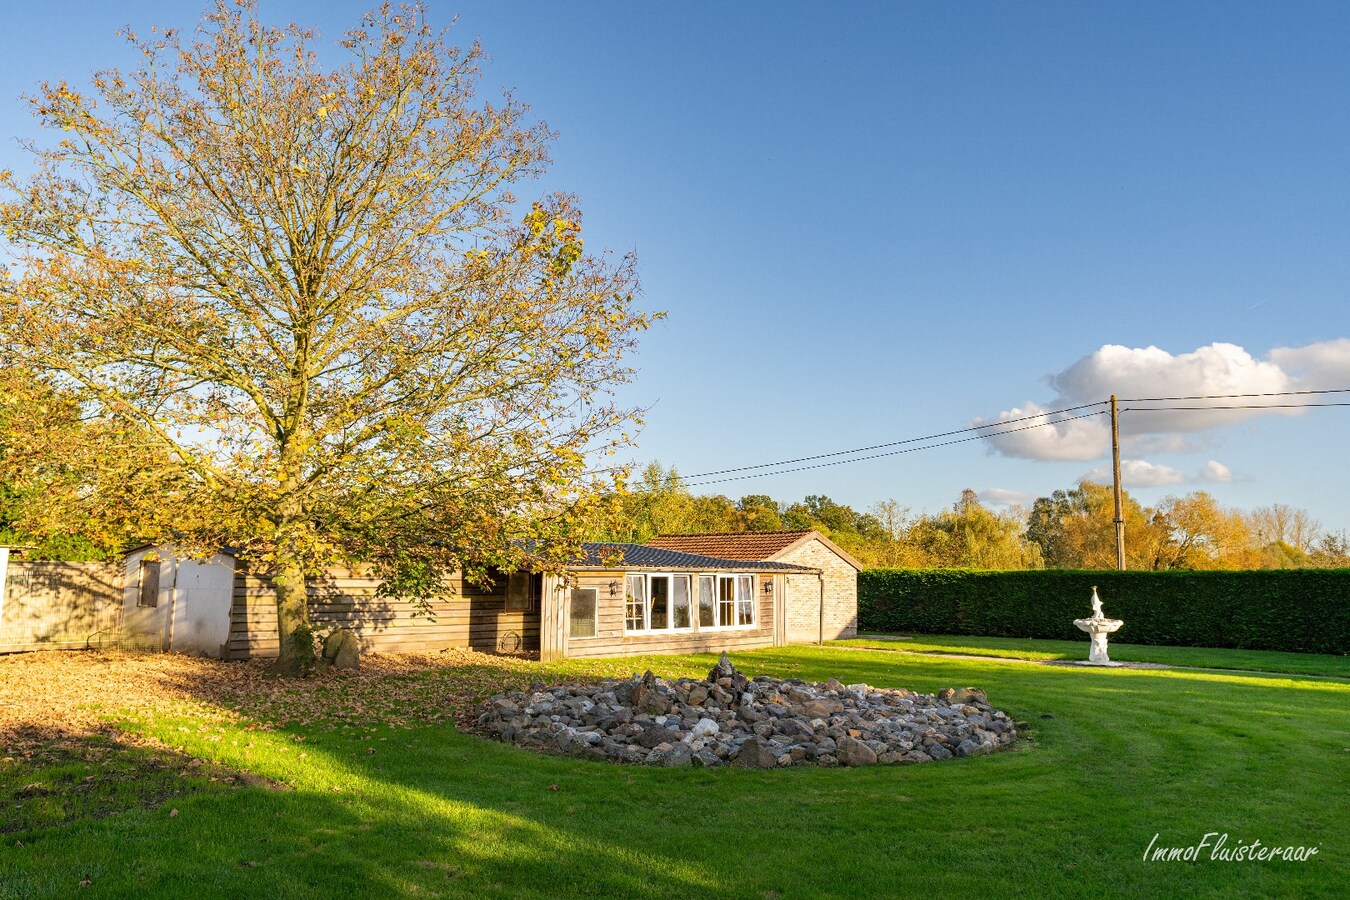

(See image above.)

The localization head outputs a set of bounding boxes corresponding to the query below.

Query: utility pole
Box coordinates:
[1111,394,1125,571]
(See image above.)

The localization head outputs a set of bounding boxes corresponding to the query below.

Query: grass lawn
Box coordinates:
[836,633,1350,678]
[2,645,1347,898]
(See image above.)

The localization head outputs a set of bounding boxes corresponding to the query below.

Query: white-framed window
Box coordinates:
[712,574,756,628]
[623,573,694,634]
[736,574,755,626]
[671,576,692,629]
[628,572,754,633]
[625,574,646,632]
[698,575,716,628]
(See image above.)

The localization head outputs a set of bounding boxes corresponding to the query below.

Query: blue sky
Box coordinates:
[5,2,1349,530]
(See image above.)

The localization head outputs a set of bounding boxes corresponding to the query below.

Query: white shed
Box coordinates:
[122,545,236,657]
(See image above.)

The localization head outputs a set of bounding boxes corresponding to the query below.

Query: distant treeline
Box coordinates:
[596,462,1350,571]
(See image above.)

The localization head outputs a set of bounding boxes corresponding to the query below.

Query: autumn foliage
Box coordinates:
[0,3,654,672]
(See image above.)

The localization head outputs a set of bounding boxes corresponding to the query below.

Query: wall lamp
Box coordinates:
[763,580,774,595]
[608,579,620,597]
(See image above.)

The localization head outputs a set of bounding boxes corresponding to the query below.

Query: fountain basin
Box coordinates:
[1073,617,1124,665]
[1073,617,1123,636]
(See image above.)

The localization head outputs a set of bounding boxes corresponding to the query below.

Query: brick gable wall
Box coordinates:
[778,539,858,642]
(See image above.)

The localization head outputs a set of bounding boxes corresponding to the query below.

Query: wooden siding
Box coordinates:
[1,562,123,652]
[559,571,779,660]
[228,566,540,659]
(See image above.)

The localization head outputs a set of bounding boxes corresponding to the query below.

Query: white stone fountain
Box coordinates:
[1073,586,1123,666]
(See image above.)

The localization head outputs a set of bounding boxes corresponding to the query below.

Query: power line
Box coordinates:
[1118,387,1350,402]
[1123,401,1350,412]
[680,400,1108,480]
[682,410,1109,488]
[608,389,1350,490]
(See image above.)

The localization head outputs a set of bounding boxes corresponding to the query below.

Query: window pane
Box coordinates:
[737,575,755,626]
[671,576,691,629]
[625,575,646,632]
[138,561,160,609]
[718,577,735,628]
[698,576,715,627]
[649,576,669,630]
[505,572,532,611]
[569,588,597,638]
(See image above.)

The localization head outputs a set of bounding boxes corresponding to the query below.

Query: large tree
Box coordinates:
[1246,503,1322,555]
[1025,481,1165,570]
[906,489,1043,569]
[0,2,653,672]
[1153,491,1258,570]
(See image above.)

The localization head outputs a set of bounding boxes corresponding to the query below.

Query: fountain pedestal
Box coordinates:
[1073,587,1123,666]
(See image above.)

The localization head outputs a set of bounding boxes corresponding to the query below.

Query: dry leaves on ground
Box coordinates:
[0,648,561,755]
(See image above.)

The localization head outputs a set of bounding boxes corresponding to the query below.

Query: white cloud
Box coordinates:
[980,340,1339,461]
[973,401,1110,461]
[1081,459,1188,488]
[1049,342,1290,407]
[1119,433,1211,456]
[1269,338,1350,390]
[978,487,1035,508]
[1080,458,1236,488]
[1200,460,1234,483]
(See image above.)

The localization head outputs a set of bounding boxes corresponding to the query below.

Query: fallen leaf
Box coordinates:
[169,808,179,817]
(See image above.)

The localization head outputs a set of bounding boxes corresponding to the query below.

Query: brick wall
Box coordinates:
[779,540,858,642]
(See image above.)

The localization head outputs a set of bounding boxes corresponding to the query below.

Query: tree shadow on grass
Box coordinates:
[4,724,738,898]
[0,724,272,839]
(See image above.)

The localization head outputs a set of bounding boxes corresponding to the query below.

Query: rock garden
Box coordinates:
[476,652,1019,768]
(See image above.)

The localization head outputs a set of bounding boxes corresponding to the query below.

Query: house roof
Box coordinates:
[646,530,863,571]
[573,542,817,573]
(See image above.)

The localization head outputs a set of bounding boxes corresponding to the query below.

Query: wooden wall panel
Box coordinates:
[228,566,786,661]
[228,567,539,660]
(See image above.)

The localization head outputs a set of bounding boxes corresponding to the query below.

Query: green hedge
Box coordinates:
[858,569,1350,655]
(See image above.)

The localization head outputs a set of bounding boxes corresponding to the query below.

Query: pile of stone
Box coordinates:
[476,652,1018,768]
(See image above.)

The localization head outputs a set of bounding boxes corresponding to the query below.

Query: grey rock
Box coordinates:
[635,726,677,749]
[732,736,778,769]
[693,749,723,768]
[322,629,361,669]
[708,651,737,683]
[836,735,878,767]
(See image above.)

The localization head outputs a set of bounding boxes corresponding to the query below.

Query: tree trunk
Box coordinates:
[269,546,315,677]
[269,432,315,676]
